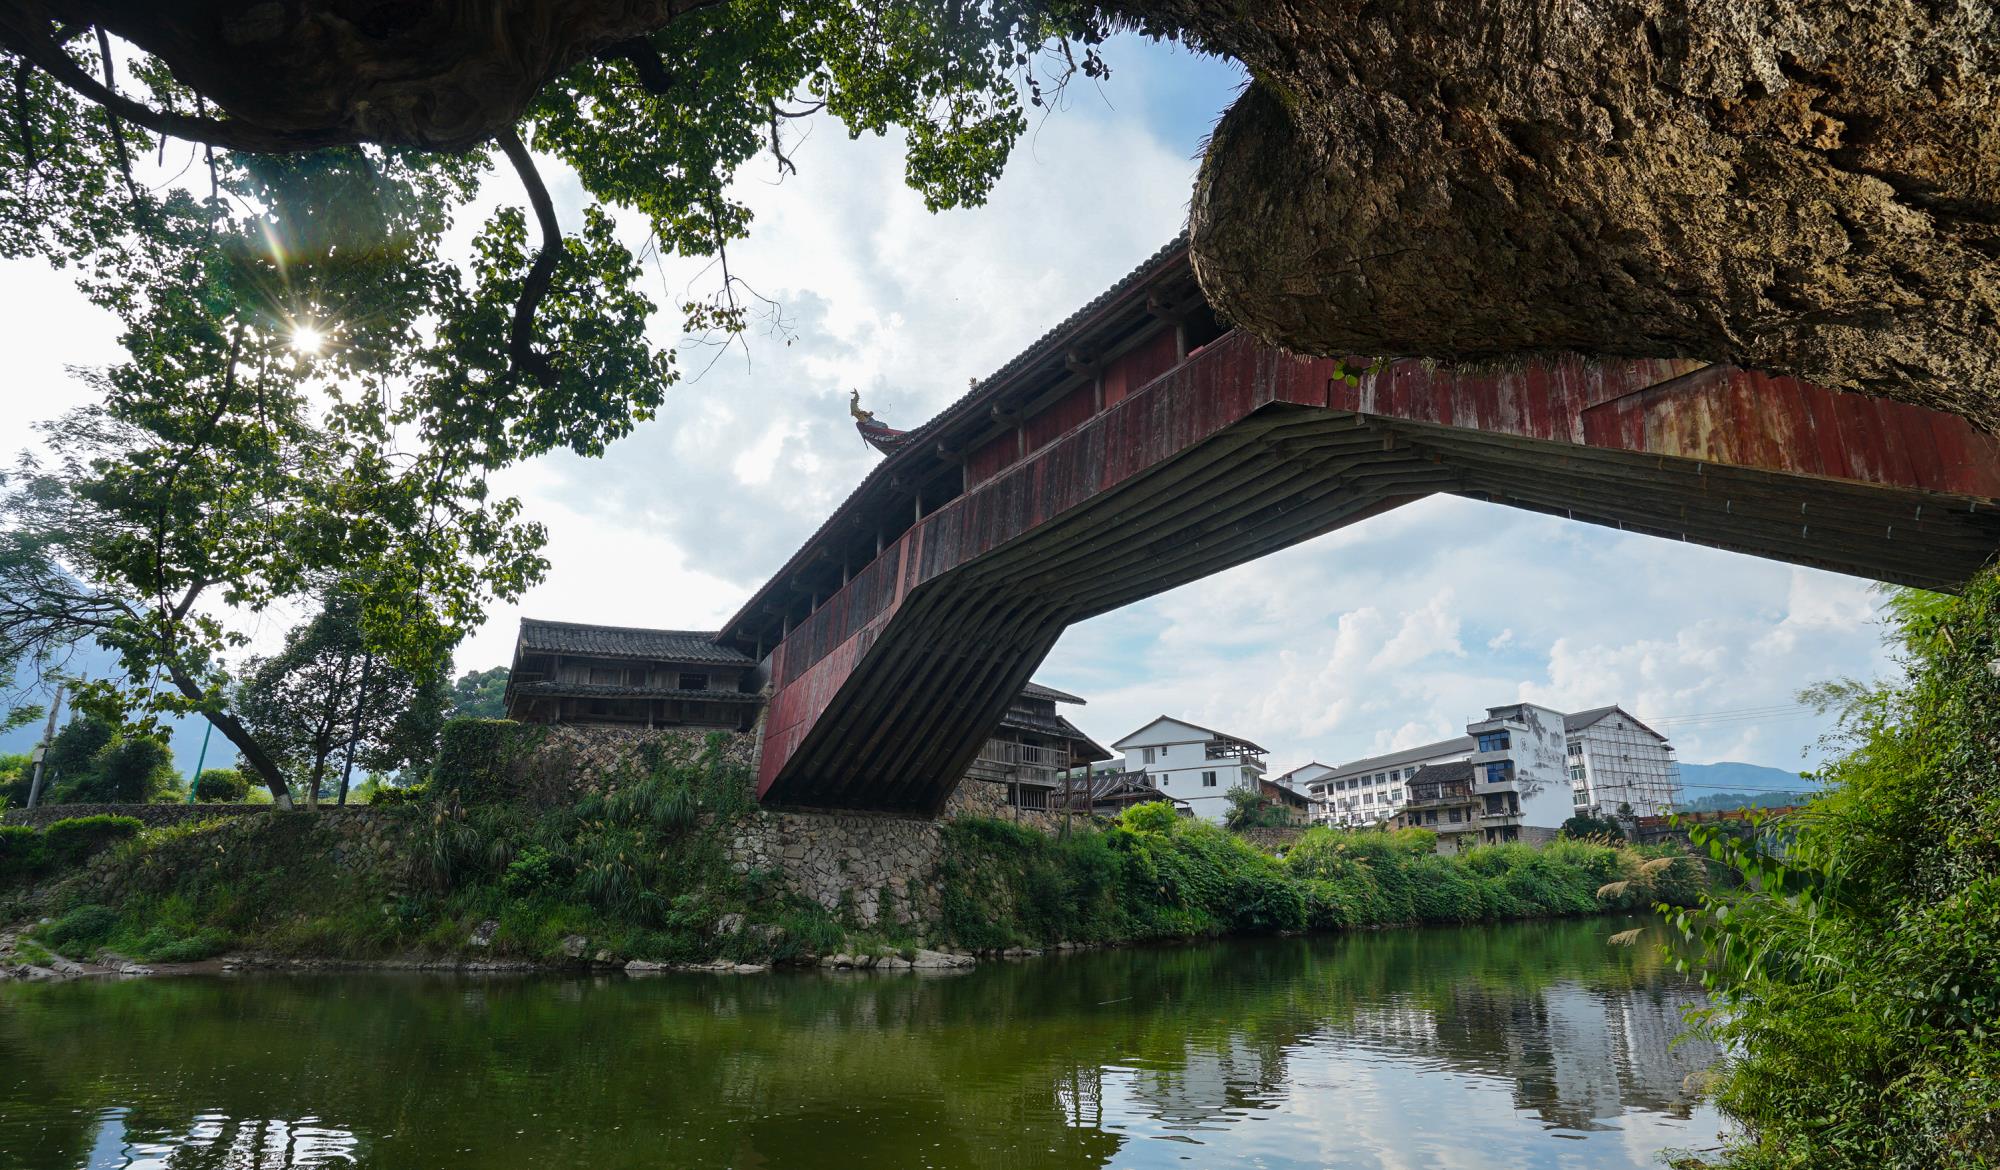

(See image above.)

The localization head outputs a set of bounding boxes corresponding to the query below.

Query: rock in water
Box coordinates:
[1116,0,2000,430]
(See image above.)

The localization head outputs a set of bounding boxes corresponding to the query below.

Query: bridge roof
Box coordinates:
[719,235,1196,651]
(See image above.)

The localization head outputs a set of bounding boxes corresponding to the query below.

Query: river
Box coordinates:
[0,915,1722,1169]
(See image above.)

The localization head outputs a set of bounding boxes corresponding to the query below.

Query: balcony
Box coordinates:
[967,738,1073,787]
[1404,781,1474,808]
[1204,736,1266,763]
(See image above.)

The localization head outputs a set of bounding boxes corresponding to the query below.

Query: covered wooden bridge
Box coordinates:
[716,238,2000,814]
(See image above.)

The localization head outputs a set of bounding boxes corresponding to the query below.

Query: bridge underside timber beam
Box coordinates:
[755,331,2000,815]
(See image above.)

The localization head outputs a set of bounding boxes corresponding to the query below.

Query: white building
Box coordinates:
[1110,716,1269,823]
[1295,738,1475,827]
[1564,707,1681,819]
[1465,702,1574,844]
[1294,700,1675,848]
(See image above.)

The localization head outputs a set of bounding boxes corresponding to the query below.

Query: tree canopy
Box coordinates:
[0,3,1111,801]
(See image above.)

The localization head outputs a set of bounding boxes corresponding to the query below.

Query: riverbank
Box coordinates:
[0,731,1702,981]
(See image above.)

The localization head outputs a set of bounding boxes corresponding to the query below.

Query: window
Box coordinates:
[1477,731,1511,752]
[1425,810,1438,825]
[1447,809,1462,823]
[678,672,709,691]
[1568,764,1586,783]
[1363,793,1375,805]
[1160,745,1169,758]
[1335,779,1347,791]
[1241,768,1255,785]
[1142,747,1156,764]
[1573,789,1589,805]
[1483,762,1511,786]
[1202,771,1217,787]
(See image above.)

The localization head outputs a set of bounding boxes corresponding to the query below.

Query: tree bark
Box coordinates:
[0,0,723,151]
[1114,0,2000,431]
[163,659,293,809]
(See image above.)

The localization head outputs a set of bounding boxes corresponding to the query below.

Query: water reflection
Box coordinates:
[0,917,1720,1170]
[82,1110,359,1170]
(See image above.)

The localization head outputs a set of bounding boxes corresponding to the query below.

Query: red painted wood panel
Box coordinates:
[967,431,1017,486]
[1024,380,1097,454]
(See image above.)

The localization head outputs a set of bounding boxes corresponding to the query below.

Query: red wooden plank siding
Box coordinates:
[967,431,1017,485]
[1023,381,1096,454]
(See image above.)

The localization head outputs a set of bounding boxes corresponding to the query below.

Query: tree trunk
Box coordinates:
[1114,0,2000,431]
[163,660,293,809]
[1,0,723,151]
[307,748,328,812]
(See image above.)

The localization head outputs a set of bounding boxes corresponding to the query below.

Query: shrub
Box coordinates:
[1119,800,1179,837]
[1559,812,1625,841]
[42,815,143,869]
[193,768,250,802]
[38,903,119,953]
[369,782,430,806]
[430,719,547,804]
[0,824,46,885]
[1672,577,2000,1170]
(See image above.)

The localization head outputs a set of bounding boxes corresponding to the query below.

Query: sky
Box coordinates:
[0,34,1900,783]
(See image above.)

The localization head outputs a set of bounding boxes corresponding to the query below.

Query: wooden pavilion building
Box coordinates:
[503,619,764,731]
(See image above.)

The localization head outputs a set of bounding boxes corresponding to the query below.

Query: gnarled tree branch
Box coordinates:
[496,126,561,389]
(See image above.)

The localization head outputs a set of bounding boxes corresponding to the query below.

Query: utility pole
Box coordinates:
[24,683,64,810]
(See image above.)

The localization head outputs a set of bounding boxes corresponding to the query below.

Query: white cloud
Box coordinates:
[1039,495,1896,776]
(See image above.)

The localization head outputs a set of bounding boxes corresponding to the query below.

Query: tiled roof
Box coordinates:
[516,619,754,665]
[1327,736,1475,777]
[720,236,1192,643]
[511,680,760,702]
[1110,715,1269,754]
[1020,680,1088,705]
[1563,705,1667,739]
[1408,759,1476,784]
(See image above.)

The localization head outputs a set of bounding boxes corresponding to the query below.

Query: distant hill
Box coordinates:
[1678,760,1818,812]
[1,641,214,779]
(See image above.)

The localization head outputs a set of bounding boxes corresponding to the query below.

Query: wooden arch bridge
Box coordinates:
[715,239,2000,814]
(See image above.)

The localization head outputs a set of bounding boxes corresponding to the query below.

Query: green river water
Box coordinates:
[0,916,1722,1169]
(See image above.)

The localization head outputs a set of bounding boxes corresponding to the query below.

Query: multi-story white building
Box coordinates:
[1564,707,1681,819]
[1465,702,1574,844]
[1296,700,1675,848]
[1110,716,1269,823]
[1295,738,1475,827]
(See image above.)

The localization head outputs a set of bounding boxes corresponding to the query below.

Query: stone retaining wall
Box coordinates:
[0,803,271,830]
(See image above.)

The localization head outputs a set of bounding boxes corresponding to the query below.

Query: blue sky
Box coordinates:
[0,34,1895,782]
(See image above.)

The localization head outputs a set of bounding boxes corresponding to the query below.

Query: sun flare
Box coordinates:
[290,324,327,355]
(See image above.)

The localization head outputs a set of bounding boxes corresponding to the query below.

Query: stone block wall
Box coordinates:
[464,722,1085,932]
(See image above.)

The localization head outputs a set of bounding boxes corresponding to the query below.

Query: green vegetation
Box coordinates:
[191,768,248,803]
[1559,812,1625,841]
[1222,784,1297,830]
[0,814,141,895]
[7,731,847,968]
[6,722,1700,971]
[939,806,1701,952]
[447,667,511,720]
[234,590,449,808]
[1678,790,1818,814]
[6,714,181,805]
[0,5,1118,809]
[1674,575,2000,1170]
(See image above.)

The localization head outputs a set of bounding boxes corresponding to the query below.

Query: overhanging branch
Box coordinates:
[497,126,560,389]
